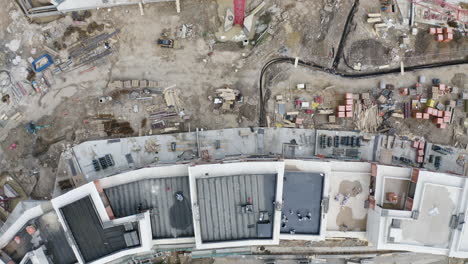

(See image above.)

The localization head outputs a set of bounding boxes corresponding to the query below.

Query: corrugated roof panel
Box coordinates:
[196,174,277,242]
[105,176,194,239]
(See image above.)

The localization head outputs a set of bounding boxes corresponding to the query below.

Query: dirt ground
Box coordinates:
[338,0,468,72]
[0,0,466,200]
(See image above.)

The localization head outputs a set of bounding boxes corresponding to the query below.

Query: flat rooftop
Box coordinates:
[60,196,139,262]
[397,184,460,248]
[196,174,277,242]
[105,176,194,239]
[327,163,370,232]
[281,171,324,235]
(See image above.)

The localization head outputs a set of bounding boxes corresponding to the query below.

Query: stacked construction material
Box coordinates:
[431,83,452,99]
[337,93,354,118]
[429,27,453,42]
[432,109,452,129]
[426,99,453,129]
[412,106,452,129]
[404,102,411,118]
[412,140,425,164]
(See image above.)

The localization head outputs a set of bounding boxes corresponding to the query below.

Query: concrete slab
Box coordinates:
[327,163,370,232]
[399,184,460,248]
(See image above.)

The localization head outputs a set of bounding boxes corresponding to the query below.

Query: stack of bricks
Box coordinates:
[413,111,430,120]
[337,93,354,118]
[443,27,453,42]
[430,108,451,129]
[429,27,453,42]
[430,83,455,100]
[412,140,425,164]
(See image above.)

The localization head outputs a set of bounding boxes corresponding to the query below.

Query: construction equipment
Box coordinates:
[26,122,49,134]
[157,39,174,48]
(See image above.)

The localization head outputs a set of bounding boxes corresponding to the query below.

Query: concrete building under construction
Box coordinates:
[1,128,468,263]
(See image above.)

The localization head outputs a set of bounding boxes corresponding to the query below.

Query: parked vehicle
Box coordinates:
[157,38,174,48]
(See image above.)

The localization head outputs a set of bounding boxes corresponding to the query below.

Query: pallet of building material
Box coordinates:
[148,80,158,87]
[216,88,238,101]
[151,120,166,129]
[222,101,233,110]
[93,113,114,120]
[345,149,360,158]
[96,123,105,132]
[148,111,178,120]
[131,80,139,88]
[54,59,73,73]
[146,105,162,113]
[74,48,113,68]
[123,80,132,89]
[355,104,382,133]
[68,30,120,59]
[9,112,22,121]
[367,17,382,23]
[333,148,345,156]
[139,80,148,88]
[404,102,411,118]
[363,99,372,106]
[42,70,55,86]
[108,80,123,89]
[9,84,24,102]
[416,86,423,94]
[317,109,334,114]
[163,86,182,112]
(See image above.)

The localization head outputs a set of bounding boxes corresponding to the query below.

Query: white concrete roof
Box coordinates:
[367,165,468,258]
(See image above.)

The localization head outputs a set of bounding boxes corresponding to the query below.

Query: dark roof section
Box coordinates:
[36,212,77,264]
[3,228,32,263]
[281,171,324,235]
[196,174,277,242]
[60,196,135,263]
[105,176,194,239]
[1,212,77,264]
